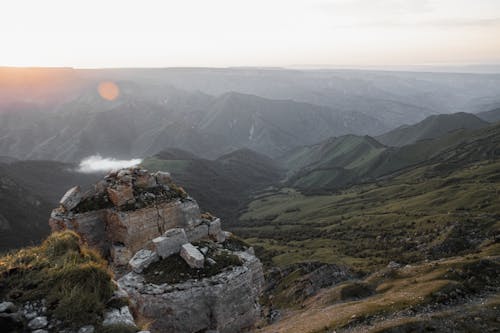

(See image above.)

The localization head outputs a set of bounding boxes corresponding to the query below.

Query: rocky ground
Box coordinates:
[1,167,265,333]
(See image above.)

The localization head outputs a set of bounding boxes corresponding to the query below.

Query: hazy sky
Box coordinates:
[1,0,500,67]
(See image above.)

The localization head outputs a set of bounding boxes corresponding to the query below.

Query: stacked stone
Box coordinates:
[49,167,200,265]
[47,168,263,333]
[128,216,229,271]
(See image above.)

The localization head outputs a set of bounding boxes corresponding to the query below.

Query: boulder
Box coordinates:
[186,224,209,242]
[107,185,135,207]
[129,249,159,273]
[59,186,82,211]
[0,301,16,313]
[119,250,264,333]
[154,171,171,185]
[28,316,48,330]
[180,243,204,269]
[209,219,226,243]
[153,228,188,259]
[180,200,202,228]
[103,306,136,327]
[135,173,156,189]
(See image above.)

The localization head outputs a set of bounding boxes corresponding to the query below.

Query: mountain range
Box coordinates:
[2,67,500,163]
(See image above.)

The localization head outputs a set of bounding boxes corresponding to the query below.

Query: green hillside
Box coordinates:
[141,148,283,223]
[281,135,386,190]
[279,121,500,192]
[376,112,489,147]
[236,123,500,271]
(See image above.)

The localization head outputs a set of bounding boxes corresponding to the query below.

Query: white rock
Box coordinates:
[186,224,209,242]
[180,243,205,269]
[102,306,136,327]
[209,219,226,243]
[0,301,16,313]
[153,228,188,258]
[78,325,95,333]
[208,218,221,236]
[154,171,171,185]
[129,249,159,273]
[59,186,82,211]
[32,330,48,333]
[28,316,48,329]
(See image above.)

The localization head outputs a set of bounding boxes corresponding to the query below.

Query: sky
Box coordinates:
[1,0,500,68]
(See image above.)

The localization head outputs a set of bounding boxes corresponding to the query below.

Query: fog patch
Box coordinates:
[77,155,142,173]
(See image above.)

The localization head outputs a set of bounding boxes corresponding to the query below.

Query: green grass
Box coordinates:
[0,231,115,329]
[140,158,191,173]
[237,159,500,272]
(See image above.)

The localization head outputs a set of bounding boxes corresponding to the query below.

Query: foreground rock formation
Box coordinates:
[49,166,264,333]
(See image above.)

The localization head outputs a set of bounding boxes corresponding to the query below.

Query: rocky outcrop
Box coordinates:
[119,249,264,333]
[49,167,264,333]
[49,167,201,263]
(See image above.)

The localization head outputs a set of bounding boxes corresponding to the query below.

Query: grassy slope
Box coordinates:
[237,157,500,272]
[256,245,500,333]
[235,125,500,270]
[282,135,386,190]
[375,112,489,147]
[141,148,283,223]
[279,122,500,191]
[240,122,500,332]
[0,231,118,330]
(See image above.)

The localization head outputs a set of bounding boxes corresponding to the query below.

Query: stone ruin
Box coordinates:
[49,167,264,333]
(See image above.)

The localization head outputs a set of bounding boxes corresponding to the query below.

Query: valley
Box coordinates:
[1,67,500,332]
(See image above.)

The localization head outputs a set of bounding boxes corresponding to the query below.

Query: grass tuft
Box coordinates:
[0,231,115,328]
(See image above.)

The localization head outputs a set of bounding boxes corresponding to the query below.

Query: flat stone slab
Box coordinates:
[153,228,188,258]
[59,186,82,211]
[186,224,209,242]
[180,243,204,269]
[103,306,136,327]
[209,219,226,243]
[129,249,159,273]
[154,171,171,185]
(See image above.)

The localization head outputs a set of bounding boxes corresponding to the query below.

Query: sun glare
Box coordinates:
[97,81,120,101]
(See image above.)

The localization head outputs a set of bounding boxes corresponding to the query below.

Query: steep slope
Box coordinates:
[376,112,489,147]
[477,107,500,123]
[0,160,101,250]
[281,135,386,189]
[0,172,51,250]
[237,123,500,267]
[282,120,500,191]
[199,92,386,157]
[236,122,500,333]
[141,148,283,223]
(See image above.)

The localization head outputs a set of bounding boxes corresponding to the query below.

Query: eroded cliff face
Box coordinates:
[49,167,264,333]
[49,168,199,263]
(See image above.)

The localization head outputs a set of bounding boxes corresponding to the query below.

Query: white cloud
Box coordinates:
[77,155,142,173]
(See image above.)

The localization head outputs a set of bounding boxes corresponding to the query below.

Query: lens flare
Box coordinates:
[97,81,120,101]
